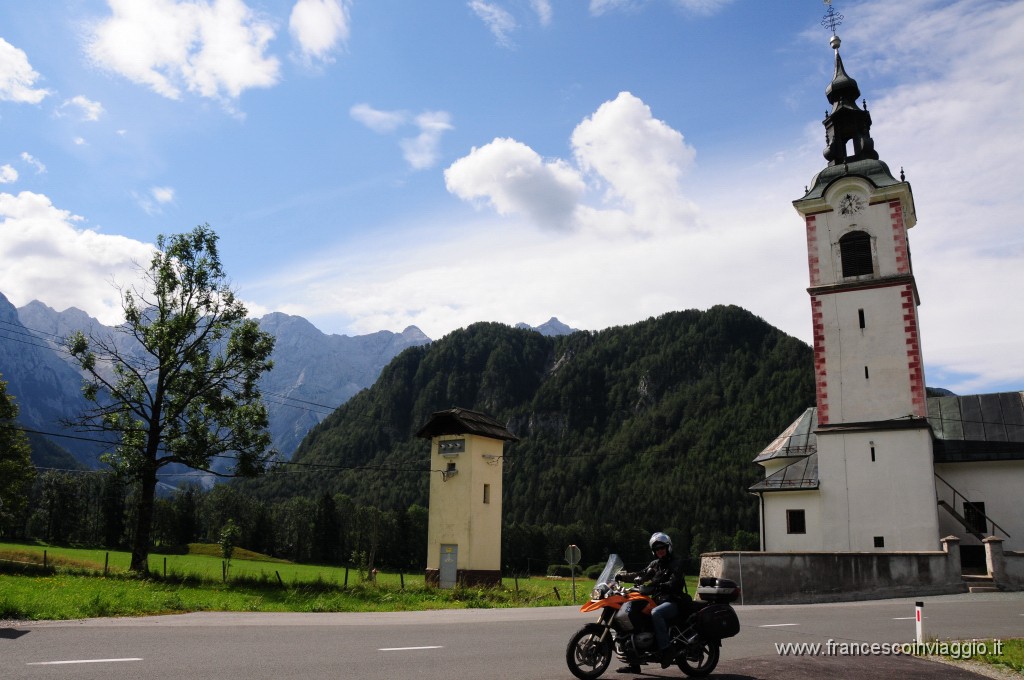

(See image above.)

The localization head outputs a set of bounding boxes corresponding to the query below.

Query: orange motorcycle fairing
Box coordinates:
[578,592,655,615]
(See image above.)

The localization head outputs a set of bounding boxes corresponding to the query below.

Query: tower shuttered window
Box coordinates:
[839,230,873,277]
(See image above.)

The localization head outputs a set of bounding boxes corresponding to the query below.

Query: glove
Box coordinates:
[614,572,629,582]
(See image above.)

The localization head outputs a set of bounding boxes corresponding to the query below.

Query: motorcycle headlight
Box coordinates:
[590,583,610,600]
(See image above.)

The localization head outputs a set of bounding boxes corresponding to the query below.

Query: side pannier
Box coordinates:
[696,603,740,640]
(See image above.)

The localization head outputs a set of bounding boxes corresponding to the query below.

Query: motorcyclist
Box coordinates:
[614,532,688,672]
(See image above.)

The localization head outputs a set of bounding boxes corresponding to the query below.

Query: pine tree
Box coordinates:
[0,374,34,535]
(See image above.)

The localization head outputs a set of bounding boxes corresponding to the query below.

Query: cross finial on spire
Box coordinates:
[821,0,844,35]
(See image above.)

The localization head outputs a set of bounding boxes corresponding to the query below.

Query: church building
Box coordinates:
[750,29,1024,572]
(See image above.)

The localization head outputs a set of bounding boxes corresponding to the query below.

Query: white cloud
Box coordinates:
[20,152,45,174]
[0,38,51,103]
[74,137,87,146]
[444,138,585,231]
[444,92,697,235]
[289,0,350,65]
[86,0,280,102]
[352,104,454,170]
[0,165,17,184]
[60,95,105,121]
[400,111,454,170]
[0,191,154,325]
[572,92,698,233]
[134,186,177,215]
[469,1,517,47]
[151,186,176,204]
[350,103,406,133]
[245,197,800,349]
[532,0,552,26]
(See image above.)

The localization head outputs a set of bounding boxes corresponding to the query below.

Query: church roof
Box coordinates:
[749,452,819,492]
[415,407,520,442]
[753,407,817,463]
[800,157,902,201]
[751,391,1024,492]
[929,391,1024,462]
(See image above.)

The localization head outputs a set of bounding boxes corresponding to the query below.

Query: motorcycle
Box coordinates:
[565,554,740,678]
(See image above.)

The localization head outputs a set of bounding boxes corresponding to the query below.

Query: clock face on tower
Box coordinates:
[838,192,866,216]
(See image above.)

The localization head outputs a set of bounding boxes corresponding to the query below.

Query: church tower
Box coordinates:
[791,30,940,551]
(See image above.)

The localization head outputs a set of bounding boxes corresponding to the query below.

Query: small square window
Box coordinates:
[786,509,806,534]
[874,536,885,548]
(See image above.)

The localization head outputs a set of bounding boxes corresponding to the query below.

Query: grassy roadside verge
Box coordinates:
[0,572,566,620]
[926,638,1024,677]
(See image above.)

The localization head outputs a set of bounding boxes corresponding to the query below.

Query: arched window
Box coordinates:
[839,230,873,277]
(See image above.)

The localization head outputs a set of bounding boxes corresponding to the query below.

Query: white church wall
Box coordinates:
[935,460,1024,552]
[817,428,939,551]
[817,287,919,424]
[760,489,821,551]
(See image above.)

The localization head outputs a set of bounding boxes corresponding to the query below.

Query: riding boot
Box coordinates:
[659,646,674,669]
[615,662,640,674]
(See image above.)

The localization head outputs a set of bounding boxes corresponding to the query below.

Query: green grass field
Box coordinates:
[0,541,613,620]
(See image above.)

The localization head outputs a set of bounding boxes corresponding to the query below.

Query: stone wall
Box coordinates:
[985,537,1024,590]
[699,536,968,604]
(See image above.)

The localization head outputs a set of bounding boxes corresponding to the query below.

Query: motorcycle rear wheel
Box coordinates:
[565,623,613,680]
[677,639,720,677]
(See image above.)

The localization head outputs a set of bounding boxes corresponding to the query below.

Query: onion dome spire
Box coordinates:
[821,33,879,166]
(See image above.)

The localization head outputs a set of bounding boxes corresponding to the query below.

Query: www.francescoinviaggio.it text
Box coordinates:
[775,639,1005,660]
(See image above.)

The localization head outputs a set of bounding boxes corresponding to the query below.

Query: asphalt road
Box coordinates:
[2,591,1022,679]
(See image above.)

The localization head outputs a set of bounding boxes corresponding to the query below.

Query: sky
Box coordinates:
[0,0,1022,396]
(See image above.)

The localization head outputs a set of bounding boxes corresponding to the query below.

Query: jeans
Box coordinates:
[651,601,679,651]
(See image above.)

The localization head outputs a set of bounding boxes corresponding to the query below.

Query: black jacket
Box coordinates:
[621,553,688,604]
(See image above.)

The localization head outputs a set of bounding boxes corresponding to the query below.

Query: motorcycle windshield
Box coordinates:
[594,554,625,588]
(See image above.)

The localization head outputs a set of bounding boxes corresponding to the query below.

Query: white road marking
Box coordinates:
[27,658,143,666]
[378,646,443,651]
[759,623,800,628]
[892,616,926,620]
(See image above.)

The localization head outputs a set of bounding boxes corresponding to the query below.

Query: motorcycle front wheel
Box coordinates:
[565,623,613,680]
[678,639,720,677]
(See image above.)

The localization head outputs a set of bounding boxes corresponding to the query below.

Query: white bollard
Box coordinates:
[915,601,924,642]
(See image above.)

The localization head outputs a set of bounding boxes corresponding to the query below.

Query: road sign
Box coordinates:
[565,544,581,565]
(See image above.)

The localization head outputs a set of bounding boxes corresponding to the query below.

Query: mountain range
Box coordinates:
[237,305,817,538]
[0,290,575,469]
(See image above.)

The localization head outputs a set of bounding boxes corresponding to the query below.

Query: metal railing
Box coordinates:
[934,473,1011,539]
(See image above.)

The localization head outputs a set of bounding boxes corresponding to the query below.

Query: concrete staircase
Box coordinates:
[962,574,1001,593]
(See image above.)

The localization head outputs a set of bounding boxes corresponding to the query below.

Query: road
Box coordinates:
[2,591,1021,679]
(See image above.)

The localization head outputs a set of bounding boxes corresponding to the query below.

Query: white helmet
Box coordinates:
[649,532,673,556]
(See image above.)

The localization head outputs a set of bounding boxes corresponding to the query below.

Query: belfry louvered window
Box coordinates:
[839,230,873,277]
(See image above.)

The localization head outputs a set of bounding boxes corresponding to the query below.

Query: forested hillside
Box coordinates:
[239,305,815,558]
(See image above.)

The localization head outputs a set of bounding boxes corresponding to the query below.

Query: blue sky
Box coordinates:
[0,0,1022,396]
